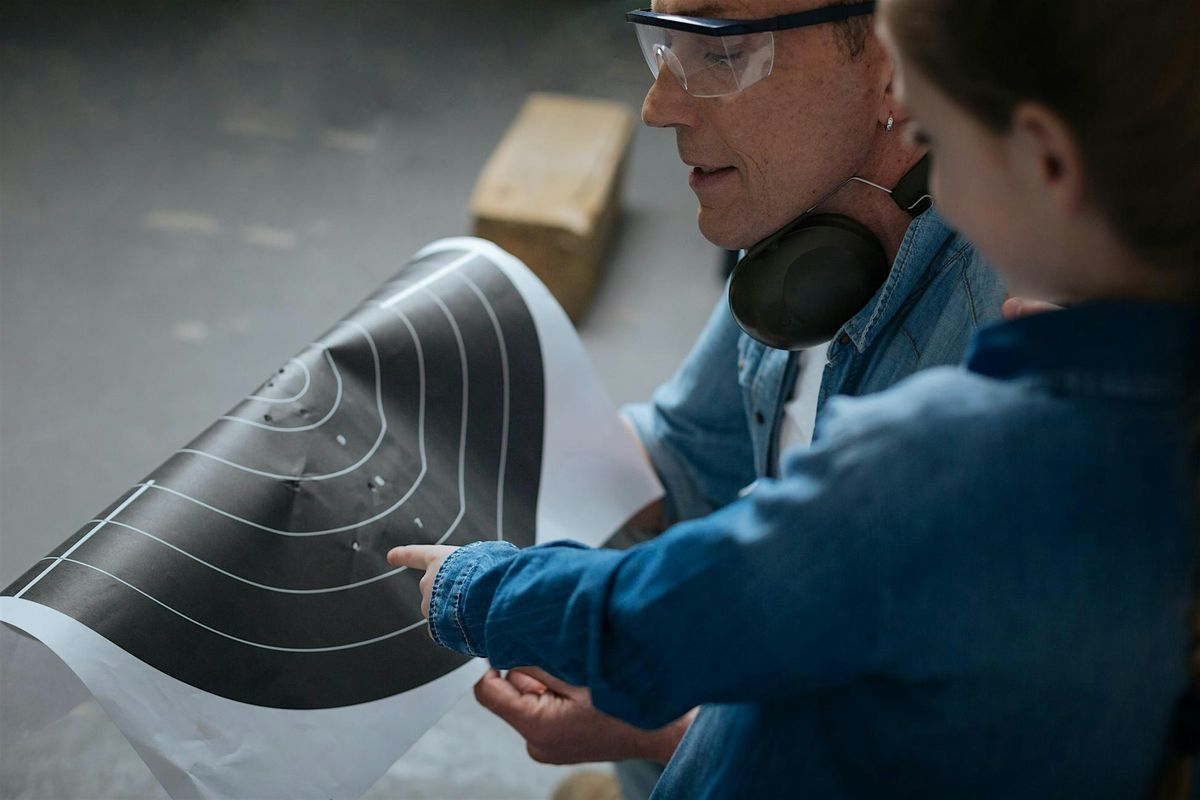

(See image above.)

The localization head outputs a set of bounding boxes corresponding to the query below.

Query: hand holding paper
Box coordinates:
[474,666,693,765]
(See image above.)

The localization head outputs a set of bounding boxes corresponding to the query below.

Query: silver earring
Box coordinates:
[885,113,895,132]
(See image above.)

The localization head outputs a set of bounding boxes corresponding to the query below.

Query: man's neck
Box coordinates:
[821,149,929,265]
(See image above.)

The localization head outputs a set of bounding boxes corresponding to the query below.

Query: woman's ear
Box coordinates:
[1010,102,1087,215]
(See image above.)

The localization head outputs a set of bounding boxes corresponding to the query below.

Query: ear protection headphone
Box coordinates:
[728,155,932,350]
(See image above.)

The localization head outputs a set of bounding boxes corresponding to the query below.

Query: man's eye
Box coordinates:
[703,49,744,68]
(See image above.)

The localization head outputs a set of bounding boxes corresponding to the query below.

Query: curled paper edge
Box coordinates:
[0,236,663,798]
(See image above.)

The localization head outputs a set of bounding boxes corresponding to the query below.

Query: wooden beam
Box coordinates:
[470,93,636,322]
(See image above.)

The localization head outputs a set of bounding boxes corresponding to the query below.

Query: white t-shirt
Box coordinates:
[776,340,831,467]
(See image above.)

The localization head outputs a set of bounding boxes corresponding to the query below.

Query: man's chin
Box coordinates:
[696,210,755,252]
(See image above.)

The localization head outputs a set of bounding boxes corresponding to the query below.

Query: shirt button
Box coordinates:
[838,333,851,346]
[754,411,766,425]
[738,358,746,370]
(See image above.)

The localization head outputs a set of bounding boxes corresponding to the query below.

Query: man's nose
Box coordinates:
[641,62,699,130]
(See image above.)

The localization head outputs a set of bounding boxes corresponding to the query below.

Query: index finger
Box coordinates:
[386,545,443,570]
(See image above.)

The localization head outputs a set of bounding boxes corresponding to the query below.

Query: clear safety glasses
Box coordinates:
[626,3,876,98]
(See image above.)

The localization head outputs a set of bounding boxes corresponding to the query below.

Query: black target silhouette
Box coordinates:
[3,245,545,709]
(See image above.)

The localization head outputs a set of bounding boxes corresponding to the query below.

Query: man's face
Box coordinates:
[642,0,888,250]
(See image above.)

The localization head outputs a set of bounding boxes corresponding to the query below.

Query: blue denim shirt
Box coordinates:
[427,301,1199,799]
[624,209,1006,524]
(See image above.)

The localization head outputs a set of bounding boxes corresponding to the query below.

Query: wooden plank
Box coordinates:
[470,92,636,321]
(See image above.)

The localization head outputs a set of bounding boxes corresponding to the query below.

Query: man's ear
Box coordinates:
[1010,102,1087,215]
[878,48,901,128]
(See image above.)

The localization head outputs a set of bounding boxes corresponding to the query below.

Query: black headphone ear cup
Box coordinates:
[729,214,889,350]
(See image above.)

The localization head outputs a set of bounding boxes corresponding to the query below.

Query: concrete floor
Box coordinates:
[0,1,723,797]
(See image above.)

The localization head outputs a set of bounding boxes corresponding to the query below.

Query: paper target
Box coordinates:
[3,246,544,709]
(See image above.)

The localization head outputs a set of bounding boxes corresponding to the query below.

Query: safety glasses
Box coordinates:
[625,2,876,98]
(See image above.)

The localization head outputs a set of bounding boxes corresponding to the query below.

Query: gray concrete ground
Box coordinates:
[0,1,723,797]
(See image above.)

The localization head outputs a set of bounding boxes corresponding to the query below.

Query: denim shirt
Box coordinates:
[623,208,1006,524]
[426,301,1199,799]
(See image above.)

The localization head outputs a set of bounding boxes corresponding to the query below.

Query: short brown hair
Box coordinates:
[831,1,872,60]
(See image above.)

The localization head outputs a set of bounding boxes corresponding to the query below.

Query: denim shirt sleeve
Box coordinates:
[621,296,757,524]
[430,419,911,730]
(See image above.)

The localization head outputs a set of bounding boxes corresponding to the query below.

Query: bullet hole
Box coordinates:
[336,434,347,446]
[278,368,285,374]
[373,475,386,487]
[298,408,308,417]
[263,413,273,422]
[414,517,423,528]
[351,540,361,551]
[368,482,377,492]
[284,479,301,493]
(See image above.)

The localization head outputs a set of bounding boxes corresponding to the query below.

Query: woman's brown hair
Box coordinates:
[879,1,1200,797]
[879,0,1200,274]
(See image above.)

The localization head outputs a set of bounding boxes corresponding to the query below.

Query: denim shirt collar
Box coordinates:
[840,208,959,353]
[967,300,1200,398]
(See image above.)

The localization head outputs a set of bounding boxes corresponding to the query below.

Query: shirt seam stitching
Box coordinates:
[453,559,482,655]
[959,261,980,325]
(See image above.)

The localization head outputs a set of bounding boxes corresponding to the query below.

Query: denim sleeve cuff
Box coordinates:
[427,540,520,657]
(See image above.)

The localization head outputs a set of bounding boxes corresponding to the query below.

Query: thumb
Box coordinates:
[512,666,581,696]
[505,669,549,696]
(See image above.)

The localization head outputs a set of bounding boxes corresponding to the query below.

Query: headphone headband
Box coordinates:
[891,155,932,217]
